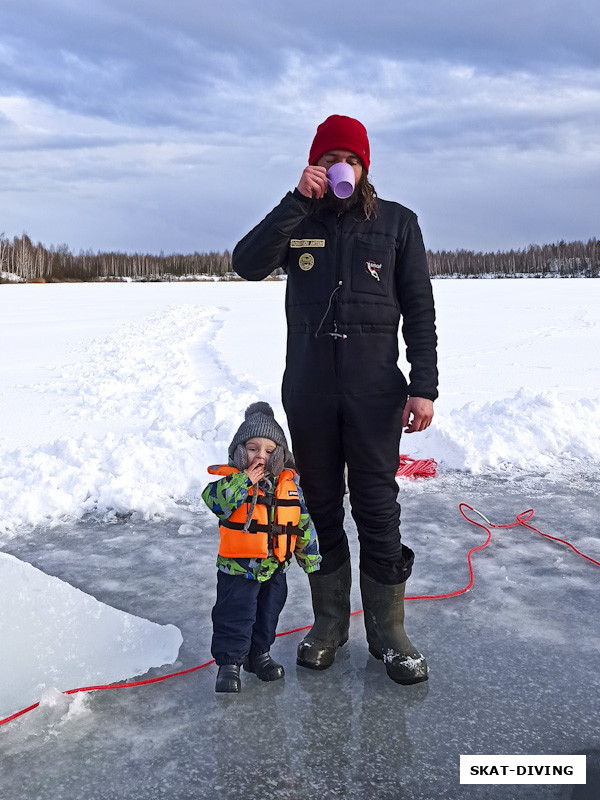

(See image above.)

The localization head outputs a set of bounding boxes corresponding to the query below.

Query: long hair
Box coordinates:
[356,171,378,220]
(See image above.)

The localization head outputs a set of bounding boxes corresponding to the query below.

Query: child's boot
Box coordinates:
[360,570,428,685]
[243,651,284,681]
[215,664,241,693]
[296,559,351,670]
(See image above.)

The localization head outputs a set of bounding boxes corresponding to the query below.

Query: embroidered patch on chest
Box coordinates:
[299,253,314,271]
[287,490,299,497]
[365,260,382,281]
[290,239,325,248]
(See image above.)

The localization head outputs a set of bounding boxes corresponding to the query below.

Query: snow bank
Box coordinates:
[0,271,25,283]
[1,280,599,534]
[0,302,263,534]
[0,552,182,720]
[6,385,599,534]
[411,389,600,473]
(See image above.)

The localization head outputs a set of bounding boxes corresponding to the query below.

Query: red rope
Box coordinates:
[396,455,438,479]
[458,504,600,569]
[0,661,216,727]
[2,504,598,728]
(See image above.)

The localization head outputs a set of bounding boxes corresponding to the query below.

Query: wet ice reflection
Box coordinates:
[1,475,599,800]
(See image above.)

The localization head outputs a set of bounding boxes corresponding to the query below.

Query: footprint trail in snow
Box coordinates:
[0,304,263,535]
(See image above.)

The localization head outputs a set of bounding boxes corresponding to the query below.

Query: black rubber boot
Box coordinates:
[360,570,428,685]
[243,651,285,682]
[297,560,351,670]
[215,664,241,693]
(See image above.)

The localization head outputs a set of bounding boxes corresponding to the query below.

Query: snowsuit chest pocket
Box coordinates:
[350,239,394,297]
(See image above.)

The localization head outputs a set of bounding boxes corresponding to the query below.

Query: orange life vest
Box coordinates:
[207,465,301,562]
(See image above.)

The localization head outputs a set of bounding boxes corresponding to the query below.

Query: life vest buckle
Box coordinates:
[269,522,298,561]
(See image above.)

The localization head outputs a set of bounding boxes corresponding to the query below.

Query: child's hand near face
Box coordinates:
[245,458,265,484]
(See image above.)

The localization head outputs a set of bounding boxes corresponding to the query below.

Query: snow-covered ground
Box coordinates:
[2,279,599,533]
[1,280,599,799]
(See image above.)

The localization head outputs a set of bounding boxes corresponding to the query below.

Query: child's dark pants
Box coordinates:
[211,569,288,666]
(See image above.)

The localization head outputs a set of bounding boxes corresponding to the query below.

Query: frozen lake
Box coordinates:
[1,280,599,798]
[2,473,599,800]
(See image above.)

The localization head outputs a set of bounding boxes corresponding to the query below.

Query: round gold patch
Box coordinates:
[299,253,314,271]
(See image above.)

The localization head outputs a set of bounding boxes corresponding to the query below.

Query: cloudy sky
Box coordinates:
[1,0,599,255]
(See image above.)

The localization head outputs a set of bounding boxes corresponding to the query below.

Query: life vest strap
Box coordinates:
[221,518,264,534]
[222,518,300,534]
[269,521,299,561]
[255,495,298,508]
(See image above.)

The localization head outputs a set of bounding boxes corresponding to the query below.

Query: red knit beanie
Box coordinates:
[309,115,370,172]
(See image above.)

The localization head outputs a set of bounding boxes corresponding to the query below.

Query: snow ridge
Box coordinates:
[420,389,600,473]
[0,304,261,536]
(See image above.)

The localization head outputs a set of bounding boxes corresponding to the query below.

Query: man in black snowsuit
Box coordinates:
[232,115,438,684]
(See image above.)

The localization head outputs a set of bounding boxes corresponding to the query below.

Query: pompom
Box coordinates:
[245,401,273,419]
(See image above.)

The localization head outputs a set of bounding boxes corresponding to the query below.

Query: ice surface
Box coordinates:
[1,280,599,799]
[1,483,598,800]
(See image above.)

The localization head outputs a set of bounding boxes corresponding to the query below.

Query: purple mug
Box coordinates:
[326,162,355,199]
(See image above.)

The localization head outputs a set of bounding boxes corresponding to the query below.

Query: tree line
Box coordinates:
[0,234,233,282]
[428,238,599,278]
[1,232,598,282]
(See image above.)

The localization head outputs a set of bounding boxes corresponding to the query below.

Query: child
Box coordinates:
[202,402,321,693]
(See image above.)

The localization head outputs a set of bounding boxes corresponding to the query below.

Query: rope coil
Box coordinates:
[396,455,438,479]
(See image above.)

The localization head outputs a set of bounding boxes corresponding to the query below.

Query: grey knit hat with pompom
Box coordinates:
[228,402,293,471]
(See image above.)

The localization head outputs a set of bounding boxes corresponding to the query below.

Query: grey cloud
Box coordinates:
[2,134,136,152]
[1,0,598,255]
[4,0,599,130]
